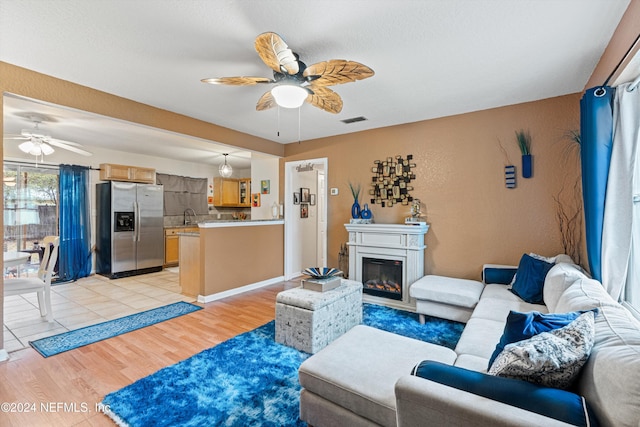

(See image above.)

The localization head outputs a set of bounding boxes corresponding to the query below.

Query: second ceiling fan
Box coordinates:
[202,32,374,114]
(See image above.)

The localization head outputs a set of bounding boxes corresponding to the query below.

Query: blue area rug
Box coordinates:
[102,303,464,427]
[30,302,202,357]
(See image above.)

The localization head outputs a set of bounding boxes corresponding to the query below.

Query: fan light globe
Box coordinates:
[271,85,307,108]
[219,154,233,178]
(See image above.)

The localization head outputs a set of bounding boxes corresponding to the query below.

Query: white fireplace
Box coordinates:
[345,223,429,311]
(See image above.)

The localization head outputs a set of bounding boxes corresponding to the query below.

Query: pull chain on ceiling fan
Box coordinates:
[201,32,374,114]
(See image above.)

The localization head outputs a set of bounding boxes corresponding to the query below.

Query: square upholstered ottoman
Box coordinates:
[275,280,362,353]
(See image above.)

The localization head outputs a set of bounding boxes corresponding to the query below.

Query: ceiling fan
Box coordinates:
[201,32,374,114]
[4,115,92,160]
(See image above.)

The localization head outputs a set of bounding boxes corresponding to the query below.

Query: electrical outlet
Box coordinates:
[330,188,339,196]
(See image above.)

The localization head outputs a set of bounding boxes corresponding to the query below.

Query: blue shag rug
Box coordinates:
[101,303,464,427]
[30,302,202,357]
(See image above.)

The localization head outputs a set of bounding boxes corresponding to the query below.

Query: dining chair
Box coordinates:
[4,237,60,322]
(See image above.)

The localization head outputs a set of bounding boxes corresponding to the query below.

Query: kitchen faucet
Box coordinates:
[184,208,197,225]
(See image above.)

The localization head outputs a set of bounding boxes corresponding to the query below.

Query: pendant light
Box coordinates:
[219,153,233,178]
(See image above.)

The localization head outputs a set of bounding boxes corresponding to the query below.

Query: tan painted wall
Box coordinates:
[284,94,583,280]
[199,224,284,296]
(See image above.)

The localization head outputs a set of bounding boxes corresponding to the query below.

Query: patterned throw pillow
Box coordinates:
[488,311,596,389]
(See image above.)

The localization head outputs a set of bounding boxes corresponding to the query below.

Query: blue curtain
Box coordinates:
[59,164,92,281]
[580,87,614,281]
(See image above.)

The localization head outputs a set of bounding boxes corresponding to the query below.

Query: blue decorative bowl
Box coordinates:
[303,267,343,279]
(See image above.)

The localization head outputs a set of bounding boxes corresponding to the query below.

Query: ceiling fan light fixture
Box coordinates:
[18,140,36,154]
[271,85,308,108]
[219,153,233,178]
[40,142,55,155]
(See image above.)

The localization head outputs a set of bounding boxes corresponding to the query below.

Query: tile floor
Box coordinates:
[3,269,194,353]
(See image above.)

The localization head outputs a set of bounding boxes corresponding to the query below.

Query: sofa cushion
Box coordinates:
[471,296,547,323]
[554,278,619,313]
[410,275,484,308]
[510,254,554,304]
[488,311,596,389]
[487,309,596,369]
[412,360,599,427]
[298,325,457,427]
[454,317,506,361]
[575,303,640,427]
[544,263,589,312]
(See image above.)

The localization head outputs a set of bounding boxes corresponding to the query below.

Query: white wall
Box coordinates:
[251,154,280,220]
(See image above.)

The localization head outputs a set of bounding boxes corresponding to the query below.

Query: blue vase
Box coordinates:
[522,154,533,178]
[351,200,361,219]
[360,203,372,219]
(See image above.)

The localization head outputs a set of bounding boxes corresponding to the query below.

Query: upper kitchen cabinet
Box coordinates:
[100,163,156,184]
[213,177,251,207]
[239,178,251,207]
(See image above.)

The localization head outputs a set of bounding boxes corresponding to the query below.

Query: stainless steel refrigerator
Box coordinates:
[96,181,164,278]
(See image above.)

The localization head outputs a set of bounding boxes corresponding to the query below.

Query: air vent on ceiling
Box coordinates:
[341,116,368,124]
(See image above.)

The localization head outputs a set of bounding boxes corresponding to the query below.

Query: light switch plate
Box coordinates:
[330,188,339,195]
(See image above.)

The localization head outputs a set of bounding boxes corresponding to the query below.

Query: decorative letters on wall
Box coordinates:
[369,155,416,207]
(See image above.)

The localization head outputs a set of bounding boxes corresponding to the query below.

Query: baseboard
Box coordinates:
[197,276,285,303]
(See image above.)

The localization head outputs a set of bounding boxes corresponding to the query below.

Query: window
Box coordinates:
[3,162,59,257]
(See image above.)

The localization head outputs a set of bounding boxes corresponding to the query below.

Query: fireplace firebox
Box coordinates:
[362,257,403,300]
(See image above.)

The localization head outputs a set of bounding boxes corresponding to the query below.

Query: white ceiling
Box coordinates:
[0,0,633,167]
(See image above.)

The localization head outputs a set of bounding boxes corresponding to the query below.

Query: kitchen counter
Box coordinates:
[198,219,284,228]
[178,220,284,302]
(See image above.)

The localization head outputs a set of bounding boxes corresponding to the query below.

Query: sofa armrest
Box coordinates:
[395,375,575,427]
[482,264,517,285]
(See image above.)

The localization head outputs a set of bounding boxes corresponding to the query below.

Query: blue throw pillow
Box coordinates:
[510,254,554,303]
[412,361,599,427]
[488,309,597,369]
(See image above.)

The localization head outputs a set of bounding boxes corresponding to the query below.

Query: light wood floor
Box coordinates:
[0,280,300,426]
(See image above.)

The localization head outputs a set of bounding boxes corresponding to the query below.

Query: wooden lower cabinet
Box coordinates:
[164,227,198,266]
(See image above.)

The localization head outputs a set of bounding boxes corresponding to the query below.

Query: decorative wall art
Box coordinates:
[293,192,300,205]
[369,155,416,207]
[300,203,309,218]
[300,188,310,203]
[310,194,316,206]
[505,165,516,189]
[252,193,261,207]
[261,180,270,194]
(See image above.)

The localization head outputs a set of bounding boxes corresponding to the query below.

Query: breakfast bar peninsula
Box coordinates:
[178,219,284,302]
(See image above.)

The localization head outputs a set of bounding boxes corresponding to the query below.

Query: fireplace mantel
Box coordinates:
[345,223,429,310]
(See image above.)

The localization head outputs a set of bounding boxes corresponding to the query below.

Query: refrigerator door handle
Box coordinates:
[134,200,140,241]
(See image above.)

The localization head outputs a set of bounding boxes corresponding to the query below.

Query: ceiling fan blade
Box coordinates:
[256,91,277,111]
[306,86,343,114]
[201,76,274,86]
[255,32,299,75]
[3,136,30,140]
[47,139,92,156]
[303,60,374,86]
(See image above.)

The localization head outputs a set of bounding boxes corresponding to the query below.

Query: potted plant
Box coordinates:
[516,129,533,178]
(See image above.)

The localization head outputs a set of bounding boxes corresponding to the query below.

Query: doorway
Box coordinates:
[284,158,328,280]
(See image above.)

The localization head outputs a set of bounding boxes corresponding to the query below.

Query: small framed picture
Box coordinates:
[300,188,310,203]
[261,180,270,194]
[310,194,316,206]
[252,193,261,207]
[300,203,309,218]
[293,192,300,205]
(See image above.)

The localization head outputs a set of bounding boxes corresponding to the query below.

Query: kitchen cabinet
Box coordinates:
[239,178,251,207]
[164,227,198,266]
[100,163,156,184]
[213,177,251,207]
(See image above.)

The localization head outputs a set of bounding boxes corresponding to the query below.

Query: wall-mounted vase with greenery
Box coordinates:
[516,129,533,178]
[348,182,361,219]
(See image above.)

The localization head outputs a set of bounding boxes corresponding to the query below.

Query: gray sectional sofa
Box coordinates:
[298,259,640,426]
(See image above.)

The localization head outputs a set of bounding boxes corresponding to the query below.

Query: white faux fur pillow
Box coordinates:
[488,311,596,389]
